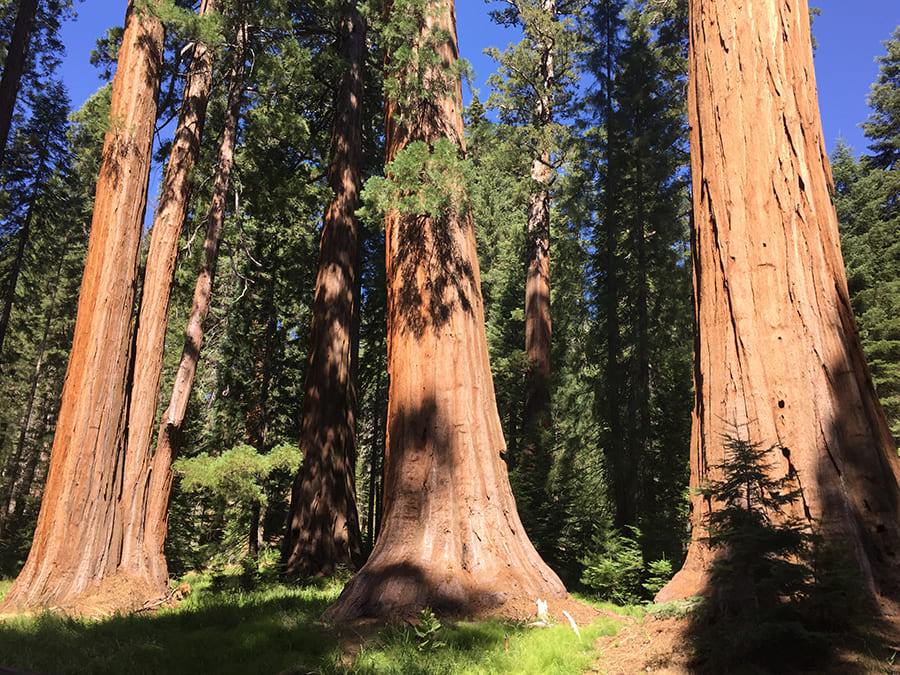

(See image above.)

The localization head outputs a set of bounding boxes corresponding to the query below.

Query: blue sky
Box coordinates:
[58,1,900,158]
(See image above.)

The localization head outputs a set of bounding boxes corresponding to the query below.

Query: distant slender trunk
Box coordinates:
[118,0,217,589]
[248,289,276,558]
[522,0,554,456]
[0,236,65,541]
[658,0,900,604]
[324,0,568,622]
[634,156,649,508]
[0,141,51,359]
[0,1,164,614]
[0,0,38,165]
[603,6,628,528]
[146,22,246,567]
[283,0,365,577]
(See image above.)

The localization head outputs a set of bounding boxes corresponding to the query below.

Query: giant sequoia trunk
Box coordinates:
[148,22,246,564]
[0,1,165,613]
[658,0,900,603]
[119,0,217,592]
[324,0,567,622]
[282,0,365,577]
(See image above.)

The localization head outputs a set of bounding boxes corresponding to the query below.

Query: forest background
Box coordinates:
[0,0,899,610]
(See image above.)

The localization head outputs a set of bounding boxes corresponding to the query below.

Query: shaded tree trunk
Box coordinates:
[0,234,66,543]
[0,163,41,359]
[0,1,165,613]
[145,19,246,571]
[601,4,631,529]
[283,0,365,577]
[324,0,567,622]
[0,0,38,165]
[522,0,555,438]
[0,91,60,359]
[118,0,217,590]
[658,0,900,604]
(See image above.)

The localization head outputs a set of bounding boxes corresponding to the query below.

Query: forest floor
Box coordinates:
[589,605,900,674]
[2,572,900,673]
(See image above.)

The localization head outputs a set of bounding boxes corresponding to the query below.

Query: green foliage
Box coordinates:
[381,0,471,116]
[359,138,474,222]
[136,0,224,50]
[175,444,301,508]
[831,26,900,446]
[170,444,301,567]
[688,429,863,671]
[645,596,705,620]
[861,25,900,170]
[579,525,673,605]
[700,434,815,616]
[642,558,674,597]
[580,0,692,567]
[414,607,446,651]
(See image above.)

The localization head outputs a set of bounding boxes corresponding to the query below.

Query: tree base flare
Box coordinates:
[323,560,575,623]
[0,570,168,618]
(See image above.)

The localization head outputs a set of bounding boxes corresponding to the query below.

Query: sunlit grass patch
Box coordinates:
[0,573,621,674]
[345,614,618,675]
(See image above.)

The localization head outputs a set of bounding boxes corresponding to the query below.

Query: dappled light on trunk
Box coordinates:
[324,0,568,622]
[659,0,900,607]
[283,0,366,578]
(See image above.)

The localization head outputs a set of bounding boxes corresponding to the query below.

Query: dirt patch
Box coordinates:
[591,614,692,674]
[590,610,900,674]
[44,574,179,619]
[484,593,602,625]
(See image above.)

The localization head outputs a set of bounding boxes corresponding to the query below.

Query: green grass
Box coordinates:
[351,615,616,675]
[0,573,620,674]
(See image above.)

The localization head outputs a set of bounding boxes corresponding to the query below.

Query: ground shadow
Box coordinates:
[0,588,339,675]
[679,374,900,673]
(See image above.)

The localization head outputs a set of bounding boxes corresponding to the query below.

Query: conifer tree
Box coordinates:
[485,0,585,553]
[831,141,900,445]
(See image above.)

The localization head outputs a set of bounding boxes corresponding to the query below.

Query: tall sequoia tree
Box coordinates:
[149,12,247,567]
[485,0,584,556]
[323,0,568,621]
[0,0,166,613]
[119,0,218,590]
[282,0,365,577]
[657,0,900,603]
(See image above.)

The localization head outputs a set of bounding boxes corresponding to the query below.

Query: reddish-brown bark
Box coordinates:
[147,21,246,561]
[658,0,900,604]
[282,0,365,577]
[0,1,165,613]
[120,0,217,590]
[323,0,568,622]
[0,0,38,165]
[523,0,554,438]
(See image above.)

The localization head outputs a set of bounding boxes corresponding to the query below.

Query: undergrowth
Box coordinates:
[0,571,617,674]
